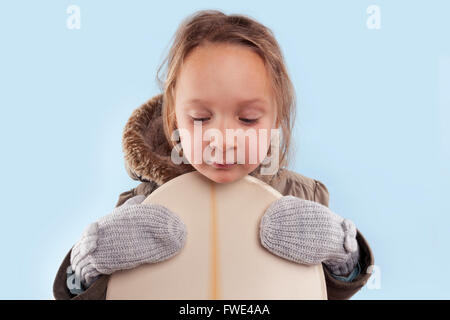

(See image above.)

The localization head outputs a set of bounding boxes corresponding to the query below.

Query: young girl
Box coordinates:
[53,10,374,300]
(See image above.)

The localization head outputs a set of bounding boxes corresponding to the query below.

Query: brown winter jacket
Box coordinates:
[53,94,374,300]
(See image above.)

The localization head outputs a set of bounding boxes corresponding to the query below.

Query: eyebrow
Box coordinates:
[184,98,269,107]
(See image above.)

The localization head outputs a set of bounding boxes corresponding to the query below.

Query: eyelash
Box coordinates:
[191,117,259,125]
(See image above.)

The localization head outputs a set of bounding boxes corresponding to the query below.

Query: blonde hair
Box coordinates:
[157,9,297,170]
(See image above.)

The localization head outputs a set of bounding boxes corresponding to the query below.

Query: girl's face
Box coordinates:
[174,43,278,184]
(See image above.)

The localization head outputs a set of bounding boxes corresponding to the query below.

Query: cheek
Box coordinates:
[238,124,273,165]
[178,126,210,165]
[175,118,192,155]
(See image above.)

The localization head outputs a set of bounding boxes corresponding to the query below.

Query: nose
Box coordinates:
[209,119,237,161]
[209,132,236,153]
[211,141,235,157]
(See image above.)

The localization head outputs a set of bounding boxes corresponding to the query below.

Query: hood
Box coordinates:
[121,93,279,186]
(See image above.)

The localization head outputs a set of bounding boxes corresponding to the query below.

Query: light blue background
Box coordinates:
[0,0,448,299]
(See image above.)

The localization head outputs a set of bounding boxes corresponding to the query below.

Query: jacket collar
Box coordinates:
[121,93,280,186]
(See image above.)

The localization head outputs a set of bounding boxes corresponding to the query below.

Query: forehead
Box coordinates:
[175,43,274,110]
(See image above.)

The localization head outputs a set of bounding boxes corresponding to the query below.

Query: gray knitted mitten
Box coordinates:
[259,195,359,276]
[70,198,187,288]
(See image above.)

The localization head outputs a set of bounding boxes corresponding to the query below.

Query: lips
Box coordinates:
[212,162,236,169]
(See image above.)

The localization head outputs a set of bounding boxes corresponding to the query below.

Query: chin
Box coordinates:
[203,167,241,184]
[209,173,236,184]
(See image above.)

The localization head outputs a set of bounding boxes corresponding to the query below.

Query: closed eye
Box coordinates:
[190,117,259,125]
[192,117,210,122]
[239,118,258,124]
